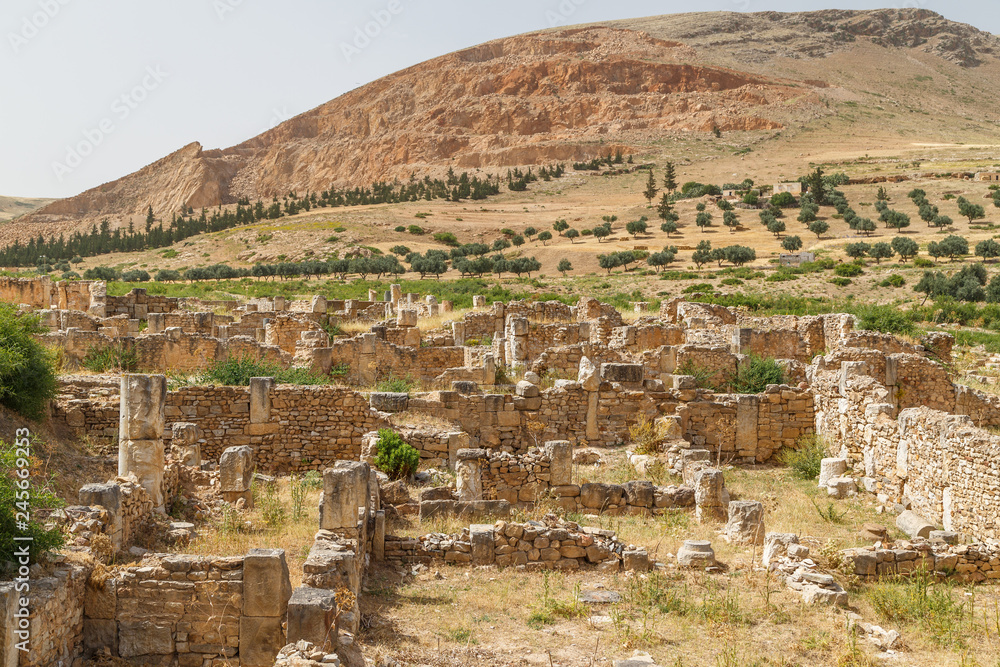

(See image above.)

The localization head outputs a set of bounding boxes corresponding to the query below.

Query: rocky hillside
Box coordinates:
[0,195,54,222]
[18,8,1000,237]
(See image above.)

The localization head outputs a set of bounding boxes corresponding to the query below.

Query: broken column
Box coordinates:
[694,468,728,523]
[452,321,466,347]
[118,374,167,511]
[544,440,573,487]
[170,422,201,467]
[447,431,470,470]
[456,449,486,501]
[579,356,601,442]
[472,295,486,309]
[390,284,402,305]
[220,445,254,507]
[725,500,765,545]
[241,548,292,667]
[506,317,529,369]
[320,461,370,538]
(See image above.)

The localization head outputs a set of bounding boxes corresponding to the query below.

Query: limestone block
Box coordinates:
[600,363,644,384]
[725,501,765,545]
[240,616,285,667]
[578,356,600,391]
[321,462,370,531]
[694,468,727,523]
[470,524,495,565]
[473,295,486,309]
[447,432,470,470]
[220,446,254,494]
[310,295,327,313]
[397,309,418,327]
[170,422,201,466]
[762,533,799,566]
[818,458,848,488]
[579,483,624,510]
[452,381,478,395]
[244,549,292,618]
[119,439,164,509]
[677,540,716,568]
[622,481,654,508]
[896,510,935,539]
[370,393,409,413]
[515,381,539,398]
[84,577,117,619]
[286,587,337,651]
[826,477,857,499]
[456,458,482,502]
[544,440,573,487]
[118,621,174,658]
[623,549,650,572]
[119,374,166,440]
[452,321,466,346]
[249,377,274,424]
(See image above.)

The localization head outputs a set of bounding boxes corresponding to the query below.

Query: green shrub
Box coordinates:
[683,283,715,294]
[407,225,425,235]
[394,226,406,232]
[829,277,852,287]
[766,271,798,282]
[780,435,827,480]
[433,232,459,246]
[855,304,916,335]
[201,356,331,386]
[373,429,420,480]
[82,343,139,373]
[376,374,414,393]
[880,274,906,288]
[913,257,934,268]
[834,263,863,277]
[866,576,968,647]
[0,305,58,421]
[1,440,65,566]
[720,278,743,286]
[727,355,786,394]
[677,359,717,391]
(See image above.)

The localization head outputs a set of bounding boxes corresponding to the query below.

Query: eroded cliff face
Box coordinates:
[27,27,813,227]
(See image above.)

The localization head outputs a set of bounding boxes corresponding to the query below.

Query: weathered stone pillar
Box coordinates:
[249,377,274,424]
[694,468,728,523]
[79,482,123,550]
[473,295,486,309]
[390,284,402,304]
[482,353,496,385]
[470,524,495,565]
[456,449,486,501]
[442,300,453,313]
[310,295,327,313]
[579,356,601,442]
[320,461,370,536]
[452,321,466,347]
[397,309,417,327]
[286,587,338,651]
[734,395,759,459]
[170,422,201,467]
[725,500,765,545]
[220,445,254,506]
[368,289,379,302]
[147,312,165,334]
[273,296,286,312]
[447,431,470,470]
[506,317,529,369]
[358,333,378,385]
[241,548,292,667]
[544,440,572,487]
[118,374,166,510]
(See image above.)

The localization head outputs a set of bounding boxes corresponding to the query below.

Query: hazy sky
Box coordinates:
[3,0,998,199]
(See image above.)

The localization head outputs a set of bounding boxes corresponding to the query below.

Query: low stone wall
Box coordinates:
[382,518,646,572]
[842,541,1000,583]
[105,288,182,319]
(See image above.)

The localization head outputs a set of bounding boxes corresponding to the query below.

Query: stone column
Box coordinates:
[473,295,486,309]
[452,321,466,347]
[447,432,470,470]
[249,377,274,424]
[310,295,327,313]
[273,296,286,312]
[442,300,453,313]
[470,524,495,565]
[456,449,486,501]
[579,357,601,442]
[241,548,292,667]
[482,353,496,385]
[735,395,759,460]
[368,289,379,302]
[320,461,370,537]
[544,440,572,487]
[220,446,254,507]
[118,374,167,511]
[170,422,201,467]
[694,468,728,523]
[390,284,402,305]
[506,317,529,369]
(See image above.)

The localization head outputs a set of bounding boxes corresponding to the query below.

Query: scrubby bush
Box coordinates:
[0,304,58,420]
[433,232,459,246]
[200,356,331,386]
[727,355,785,394]
[82,343,139,373]
[374,429,420,480]
[834,263,863,277]
[1,440,65,565]
[780,435,827,480]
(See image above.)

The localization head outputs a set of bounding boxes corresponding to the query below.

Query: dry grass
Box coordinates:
[172,477,321,587]
[416,308,472,333]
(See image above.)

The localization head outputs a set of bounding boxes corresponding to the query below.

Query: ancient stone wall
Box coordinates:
[12,563,91,667]
[0,276,99,313]
[842,541,1000,583]
[105,288,182,320]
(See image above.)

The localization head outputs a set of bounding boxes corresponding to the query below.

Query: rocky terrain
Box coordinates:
[0,194,54,222]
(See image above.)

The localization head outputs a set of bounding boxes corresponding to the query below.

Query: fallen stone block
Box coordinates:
[896,510,935,539]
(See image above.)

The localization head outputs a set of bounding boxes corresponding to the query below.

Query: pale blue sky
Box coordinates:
[2,1,997,198]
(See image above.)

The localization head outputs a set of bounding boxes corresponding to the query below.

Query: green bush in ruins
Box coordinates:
[374,429,420,480]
